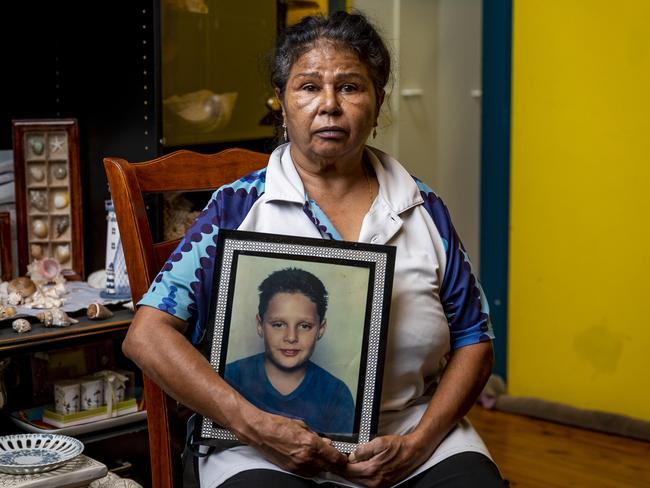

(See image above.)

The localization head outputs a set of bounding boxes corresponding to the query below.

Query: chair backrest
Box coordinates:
[104,148,269,488]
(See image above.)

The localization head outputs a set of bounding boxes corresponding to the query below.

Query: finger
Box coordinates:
[348,438,388,463]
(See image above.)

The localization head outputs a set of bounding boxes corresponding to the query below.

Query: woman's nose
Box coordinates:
[318,86,341,115]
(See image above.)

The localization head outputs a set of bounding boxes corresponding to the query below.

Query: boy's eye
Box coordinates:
[298,323,313,330]
[271,322,285,328]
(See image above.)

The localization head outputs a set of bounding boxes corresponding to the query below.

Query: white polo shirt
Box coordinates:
[140,143,494,487]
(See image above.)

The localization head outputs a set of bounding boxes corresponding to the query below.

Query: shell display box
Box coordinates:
[11,119,84,279]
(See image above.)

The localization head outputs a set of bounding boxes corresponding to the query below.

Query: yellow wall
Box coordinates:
[509,0,650,421]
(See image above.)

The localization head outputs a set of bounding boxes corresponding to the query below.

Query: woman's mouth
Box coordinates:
[314,126,347,139]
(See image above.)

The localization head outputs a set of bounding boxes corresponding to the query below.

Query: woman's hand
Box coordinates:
[240,410,348,478]
[340,432,432,488]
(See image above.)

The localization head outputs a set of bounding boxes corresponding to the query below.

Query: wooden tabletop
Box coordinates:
[0,308,134,356]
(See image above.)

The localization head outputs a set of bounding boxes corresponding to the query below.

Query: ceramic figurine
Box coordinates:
[86,302,113,320]
[12,318,31,333]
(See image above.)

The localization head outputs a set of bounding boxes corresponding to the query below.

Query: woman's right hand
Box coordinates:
[235,407,348,477]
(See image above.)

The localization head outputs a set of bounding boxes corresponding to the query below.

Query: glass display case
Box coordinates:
[161,1,278,147]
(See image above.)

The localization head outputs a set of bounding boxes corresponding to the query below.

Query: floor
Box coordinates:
[467,405,650,487]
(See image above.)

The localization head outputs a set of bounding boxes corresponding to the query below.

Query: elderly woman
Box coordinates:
[125,10,506,488]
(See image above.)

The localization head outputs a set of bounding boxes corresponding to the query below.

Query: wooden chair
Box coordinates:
[103,148,269,488]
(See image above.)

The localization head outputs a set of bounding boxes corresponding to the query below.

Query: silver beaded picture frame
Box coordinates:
[196,230,395,453]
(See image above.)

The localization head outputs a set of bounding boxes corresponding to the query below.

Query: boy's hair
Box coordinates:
[258,268,328,321]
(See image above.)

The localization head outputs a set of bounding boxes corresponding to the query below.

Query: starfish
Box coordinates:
[50,136,64,152]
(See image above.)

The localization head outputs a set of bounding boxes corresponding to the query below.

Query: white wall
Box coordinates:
[354,0,483,269]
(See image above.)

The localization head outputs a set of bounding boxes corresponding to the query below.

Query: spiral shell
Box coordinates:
[29,190,49,212]
[86,302,113,320]
[12,319,32,334]
[36,310,54,327]
[55,244,71,264]
[50,308,79,327]
[8,277,37,298]
[0,305,17,320]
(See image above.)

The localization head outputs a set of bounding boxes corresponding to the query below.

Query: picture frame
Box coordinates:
[196,230,396,453]
[11,119,84,279]
[0,212,11,281]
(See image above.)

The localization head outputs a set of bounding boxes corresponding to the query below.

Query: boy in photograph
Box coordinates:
[225,267,355,436]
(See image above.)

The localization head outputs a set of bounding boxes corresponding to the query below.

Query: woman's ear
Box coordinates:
[256,314,264,337]
[274,87,285,117]
[375,89,385,120]
[317,319,327,340]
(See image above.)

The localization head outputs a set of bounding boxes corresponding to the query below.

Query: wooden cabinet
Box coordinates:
[0,310,152,486]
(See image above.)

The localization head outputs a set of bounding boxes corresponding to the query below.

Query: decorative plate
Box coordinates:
[0,434,83,474]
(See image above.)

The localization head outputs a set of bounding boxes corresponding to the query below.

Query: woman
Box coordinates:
[126,10,506,488]
[225,267,355,436]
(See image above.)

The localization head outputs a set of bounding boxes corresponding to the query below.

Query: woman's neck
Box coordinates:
[290,146,377,241]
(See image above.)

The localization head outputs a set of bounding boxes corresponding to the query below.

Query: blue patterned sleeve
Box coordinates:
[137,169,266,345]
[414,178,495,350]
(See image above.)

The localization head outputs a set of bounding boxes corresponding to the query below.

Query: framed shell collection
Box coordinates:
[12,119,84,280]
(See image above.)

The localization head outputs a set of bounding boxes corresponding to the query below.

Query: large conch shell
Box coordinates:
[7,277,37,298]
[37,308,78,327]
[87,303,113,320]
[12,318,32,333]
[28,257,64,286]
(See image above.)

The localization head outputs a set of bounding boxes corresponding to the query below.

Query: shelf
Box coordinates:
[0,308,134,356]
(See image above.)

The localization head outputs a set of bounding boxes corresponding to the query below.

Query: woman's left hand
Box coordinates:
[340,432,432,488]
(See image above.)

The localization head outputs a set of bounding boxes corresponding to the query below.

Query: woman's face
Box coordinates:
[279,40,382,169]
[257,292,326,372]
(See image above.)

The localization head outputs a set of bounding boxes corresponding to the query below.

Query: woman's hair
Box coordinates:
[272,10,391,100]
[258,268,328,321]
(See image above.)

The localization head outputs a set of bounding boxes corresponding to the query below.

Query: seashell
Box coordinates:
[8,277,37,298]
[86,302,113,320]
[8,292,23,306]
[36,257,62,281]
[0,305,17,319]
[53,191,70,210]
[53,165,67,180]
[55,216,70,237]
[32,219,48,238]
[51,308,79,327]
[29,138,44,156]
[55,244,71,264]
[36,310,54,327]
[29,190,48,212]
[12,319,32,333]
[30,244,44,259]
[30,166,45,182]
[87,270,106,290]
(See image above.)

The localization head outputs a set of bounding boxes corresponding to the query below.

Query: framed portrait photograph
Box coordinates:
[196,230,396,453]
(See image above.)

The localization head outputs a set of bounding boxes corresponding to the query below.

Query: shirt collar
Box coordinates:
[264,143,424,214]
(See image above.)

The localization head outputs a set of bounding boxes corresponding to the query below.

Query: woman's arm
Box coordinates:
[123,305,347,476]
[342,340,494,488]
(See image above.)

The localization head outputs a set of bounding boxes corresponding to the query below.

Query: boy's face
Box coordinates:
[257,292,326,372]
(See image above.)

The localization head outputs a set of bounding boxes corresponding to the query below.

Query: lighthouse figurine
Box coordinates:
[100,199,131,300]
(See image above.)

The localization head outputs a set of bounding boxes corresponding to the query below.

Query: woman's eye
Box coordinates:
[302,84,318,92]
[340,84,357,93]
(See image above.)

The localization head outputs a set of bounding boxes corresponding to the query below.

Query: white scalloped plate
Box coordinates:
[0,434,83,474]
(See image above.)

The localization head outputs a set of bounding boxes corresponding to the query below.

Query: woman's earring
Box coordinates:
[282,122,288,142]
